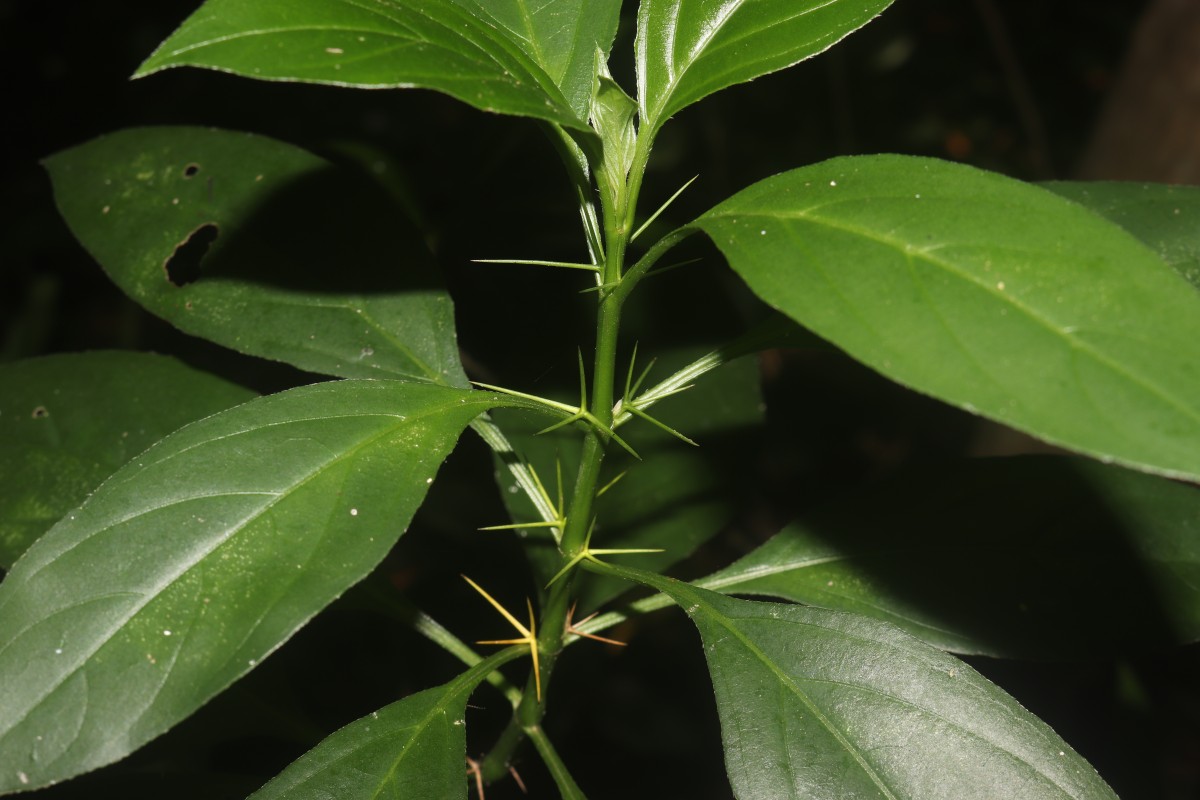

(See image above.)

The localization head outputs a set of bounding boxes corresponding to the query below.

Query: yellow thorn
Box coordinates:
[462,575,530,637]
[462,575,542,701]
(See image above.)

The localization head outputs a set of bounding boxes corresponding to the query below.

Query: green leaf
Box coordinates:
[605,566,1118,800]
[636,0,895,135]
[701,455,1200,658]
[247,649,521,800]
[135,0,587,130]
[491,350,762,609]
[0,381,503,792]
[696,155,1200,482]
[1044,180,1200,290]
[45,126,468,386]
[0,352,255,570]
[452,0,621,119]
[590,62,640,215]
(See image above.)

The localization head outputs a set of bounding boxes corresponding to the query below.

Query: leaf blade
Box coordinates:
[0,352,256,569]
[636,0,895,134]
[696,155,1200,481]
[701,455,1200,658]
[44,126,468,386]
[0,381,503,792]
[247,649,521,800]
[452,0,621,119]
[135,0,587,130]
[1043,180,1200,290]
[607,567,1118,800]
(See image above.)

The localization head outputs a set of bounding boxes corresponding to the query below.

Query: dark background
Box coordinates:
[3,1,1198,798]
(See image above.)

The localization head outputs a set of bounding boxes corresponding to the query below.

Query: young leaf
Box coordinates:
[134,0,588,131]
[590,63,640,215]
[604,567,1118,800]
[636,0,895,135]
[0,381,505,793]
[700,455,1200,658]
[452,0,622,119]
[0,352,255,569]
[1043,180,1200,290]
[247,649,521,800]
[44,126,468,386]
[695,155,1200,482]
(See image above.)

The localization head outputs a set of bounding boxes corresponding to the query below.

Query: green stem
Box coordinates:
[479,114,664,791]
[528,722,588,799]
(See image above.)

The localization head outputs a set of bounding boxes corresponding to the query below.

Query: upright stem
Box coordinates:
[479,121,652,786]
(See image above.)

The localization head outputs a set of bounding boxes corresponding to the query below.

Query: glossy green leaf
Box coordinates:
[607,567,1118,800]
[590,63,640,215]
[0,381,504,792]
[491,350,762,609]
[0,352,255,569]
[696,155,1200,481]
[248,649,521,800]
[636,0,895,134]
[1044,180,1200,290]
[453,0,621,119]
[134,0,587,130]
[701,455,1200,658]
[45,127,467,386]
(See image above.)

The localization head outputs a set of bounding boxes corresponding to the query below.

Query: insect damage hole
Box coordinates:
[182,163,201,178]
[165,223,219,286]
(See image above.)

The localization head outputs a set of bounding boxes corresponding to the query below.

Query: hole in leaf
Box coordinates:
[31,406,48,419]
[165,223,219,286]
[183,163,201,178]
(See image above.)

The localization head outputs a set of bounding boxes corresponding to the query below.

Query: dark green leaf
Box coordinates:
[453,0,621,119]
[491,350,762,609]
[1044,180,1200,290]
[0,352,255,569]
[636,0,895,134]
[701,455,1200,658]
[135,0,587,130]
[45,127,468,386]
[609,567,1118,800]
[248,649,521,800]
[0,381,503,792]
[696,155,1200,481]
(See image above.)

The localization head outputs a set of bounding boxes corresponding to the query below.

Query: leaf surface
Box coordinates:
[248,649,520,800]
[45,126,467,386]
[135,0,588,130]
[0,381,503,792]
[636,0,894,134]
[701,455,1200,658]
[696,155,1200,481]
[1044,180,1200,290]
[609,567,1118,800]
[452,0,621,118]
[0,352,255,569]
